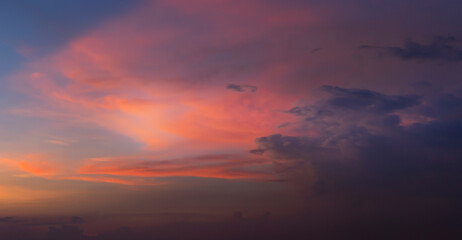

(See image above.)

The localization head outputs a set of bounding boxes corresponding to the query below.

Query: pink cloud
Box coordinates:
[5,0,323,185]
[78,154,273,180]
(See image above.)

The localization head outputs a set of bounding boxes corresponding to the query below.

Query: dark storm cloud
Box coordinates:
[361,36,462,62]
[256,85,462,175]
[420,94,462,120]
[280,86,421,138]
[251,86,462,232]
[226,84,257,93]
[252,134,325,161]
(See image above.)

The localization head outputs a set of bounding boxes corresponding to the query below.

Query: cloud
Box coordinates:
[278,86,422,141]
[70,216,85,225]
[284,106,311,116]
[249,149,265,155]
[251,86,462,225]
[0,154,58,178]
[320,85,421,113]
[253,134,324,161]
[361,36,462,62]
[77,154,272,180]
[251,134,325,185]
[46,225,85,240]
[0,151,273,186]
[0,217,20,223]
[310,47,322,54]
[0,154,162,186]
[0,216,85,229]
[62,176,158,186]
[226,84,257,93]
[24,216,86,227]
[420,94,462,120]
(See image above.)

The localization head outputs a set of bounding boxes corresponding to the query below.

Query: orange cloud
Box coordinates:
[0,154,58,178]
[1,152,273,186]
[62,176,161,186]
[17,161,55,178]
[78,154,273,180]
[0,154,159,186]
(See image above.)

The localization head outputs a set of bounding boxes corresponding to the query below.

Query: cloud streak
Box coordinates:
[226,84,257,93]
[361,36,462,62]
[78,154,272,180]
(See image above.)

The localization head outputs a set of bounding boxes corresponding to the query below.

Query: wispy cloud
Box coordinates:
[226,84,257,93]
[361,36,462,62]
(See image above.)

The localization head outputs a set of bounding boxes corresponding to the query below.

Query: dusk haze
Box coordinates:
[1,0,462,239]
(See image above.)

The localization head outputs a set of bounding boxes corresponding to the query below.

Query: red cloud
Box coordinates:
[78,154,273,180]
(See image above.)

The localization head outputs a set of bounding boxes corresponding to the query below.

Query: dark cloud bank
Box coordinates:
[251,85,462,239]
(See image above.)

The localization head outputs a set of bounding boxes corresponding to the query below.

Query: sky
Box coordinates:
[0,0,462,239]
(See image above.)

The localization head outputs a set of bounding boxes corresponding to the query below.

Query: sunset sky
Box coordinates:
[1,0,462,239]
